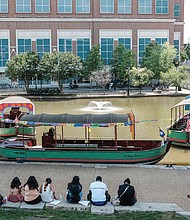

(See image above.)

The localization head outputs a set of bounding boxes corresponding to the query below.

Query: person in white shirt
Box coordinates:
[87,176,110,206]
[40,178,56,203]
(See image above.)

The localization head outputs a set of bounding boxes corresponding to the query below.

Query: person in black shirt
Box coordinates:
[66,176,82,203]
[118,178,137,206]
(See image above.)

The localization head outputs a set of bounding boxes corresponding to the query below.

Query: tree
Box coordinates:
[141,41,162,79]
[5,52,39,93]
[82,44,103,80]
[159,42,177,73]
[160,66,189,92]
[111,44,136,83]
[185,43,190,60]
[38,52,82,94]
[129,67,154,94]
[90,68,112,94]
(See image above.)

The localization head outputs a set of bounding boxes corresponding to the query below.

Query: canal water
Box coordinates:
[33,96,190,165]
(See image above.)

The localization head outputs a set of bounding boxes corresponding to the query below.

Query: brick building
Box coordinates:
[0,0,184,82]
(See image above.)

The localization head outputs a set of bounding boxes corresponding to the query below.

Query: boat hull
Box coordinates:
[0,127,35,137]
[0,141,171,165]
[167,130,190,147]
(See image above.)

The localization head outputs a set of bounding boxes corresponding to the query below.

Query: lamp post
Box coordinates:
[127,67,130,96]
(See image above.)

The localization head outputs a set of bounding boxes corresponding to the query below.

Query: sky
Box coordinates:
[184,0,190,43]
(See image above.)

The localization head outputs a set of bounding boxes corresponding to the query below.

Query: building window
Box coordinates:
[174,4,180,17]
[174,40,179,53]
[18,39,32,54]
[155,38,167,45]
[36,39,50,58]
[77,38,90,61]
[16,0,31,13]
[0,39,9,67]
[59,39,72,52]
[58,0,72,13]
[155,0,168,14]
[118,38,131,50]
[100,0,114,13]
[118,0,131,14]
[0,0,8,13]
[35,0,50,13]
[138,0,152,14]
[76,0,90,13]
[101,38,114,65]
[138,38,151,64]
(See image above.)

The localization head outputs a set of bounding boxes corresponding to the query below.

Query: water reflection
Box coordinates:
[33,96,189,165]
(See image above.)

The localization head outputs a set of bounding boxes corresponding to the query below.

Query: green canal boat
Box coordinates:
[167,97,190,147]
[0,96,35,138]
[0,111,171,164]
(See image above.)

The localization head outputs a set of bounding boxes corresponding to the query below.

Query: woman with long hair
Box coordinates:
[7,177,24,202]
[40,178,57,202]
[23,176,41,204]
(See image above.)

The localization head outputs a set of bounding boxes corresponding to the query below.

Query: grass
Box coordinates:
[0,209,187,220]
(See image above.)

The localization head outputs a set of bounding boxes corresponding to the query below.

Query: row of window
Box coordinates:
[0,0,180,16]
[0,37,179,67]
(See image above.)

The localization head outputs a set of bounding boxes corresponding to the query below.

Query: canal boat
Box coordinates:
[0,110,171,164]
[167,97,190,147]
[0,96,35,139]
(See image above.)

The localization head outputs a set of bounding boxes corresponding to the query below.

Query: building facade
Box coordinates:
[0,0,184,81]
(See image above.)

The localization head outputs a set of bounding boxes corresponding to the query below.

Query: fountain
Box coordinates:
[81,101,121,112]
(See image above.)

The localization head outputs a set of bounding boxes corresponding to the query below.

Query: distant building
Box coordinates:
[0,0,184,82]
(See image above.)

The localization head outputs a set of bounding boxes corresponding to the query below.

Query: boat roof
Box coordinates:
[172,99,190,108]
[0,96,35,113]
[20,113,131,126]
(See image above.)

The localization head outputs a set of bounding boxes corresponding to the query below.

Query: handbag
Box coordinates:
[111,185,129,206]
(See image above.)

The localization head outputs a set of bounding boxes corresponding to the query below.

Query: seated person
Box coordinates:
[23,176,41,204]
[9,107,21,120]
[87,176,110,206]
[117,178,137,206]
[40,178,57,203]
[7,177,24,202]
[66,175,82,203]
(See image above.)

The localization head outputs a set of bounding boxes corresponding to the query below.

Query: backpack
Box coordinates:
[66,184,81,203]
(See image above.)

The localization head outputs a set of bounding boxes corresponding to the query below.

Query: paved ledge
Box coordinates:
[177,211,190,220]
[114,202,184,212]
[46,200,90,211]
[20,201,45,210]
[91,202,114,214]
[2,201,21,208]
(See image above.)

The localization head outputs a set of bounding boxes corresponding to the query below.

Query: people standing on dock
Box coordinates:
[117,178,137,206]
[87,176,111,206]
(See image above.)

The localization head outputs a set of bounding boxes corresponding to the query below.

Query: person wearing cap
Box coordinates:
[87,176,111,206]
[117,178,137,206]
[66,175,82,203]
[40,178,56,203]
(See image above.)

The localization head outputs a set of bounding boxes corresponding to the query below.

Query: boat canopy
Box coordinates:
[0,96,35,114]
[172,99,190,109]
[20,113,132,127]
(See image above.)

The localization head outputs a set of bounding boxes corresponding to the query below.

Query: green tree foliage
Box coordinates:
[160,66,189,92]
[159,42,177,73]
[38,52,82,94]
[82,44,103,80]
[111,44,136,81]
[185,43,190,60]
[5,52,39,93]
[180,50,187,63]
[130,67,154,94]
[90,68,112,94]
[141,41,162,79]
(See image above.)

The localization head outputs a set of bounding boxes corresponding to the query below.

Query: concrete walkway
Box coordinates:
[1,162,190,215]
